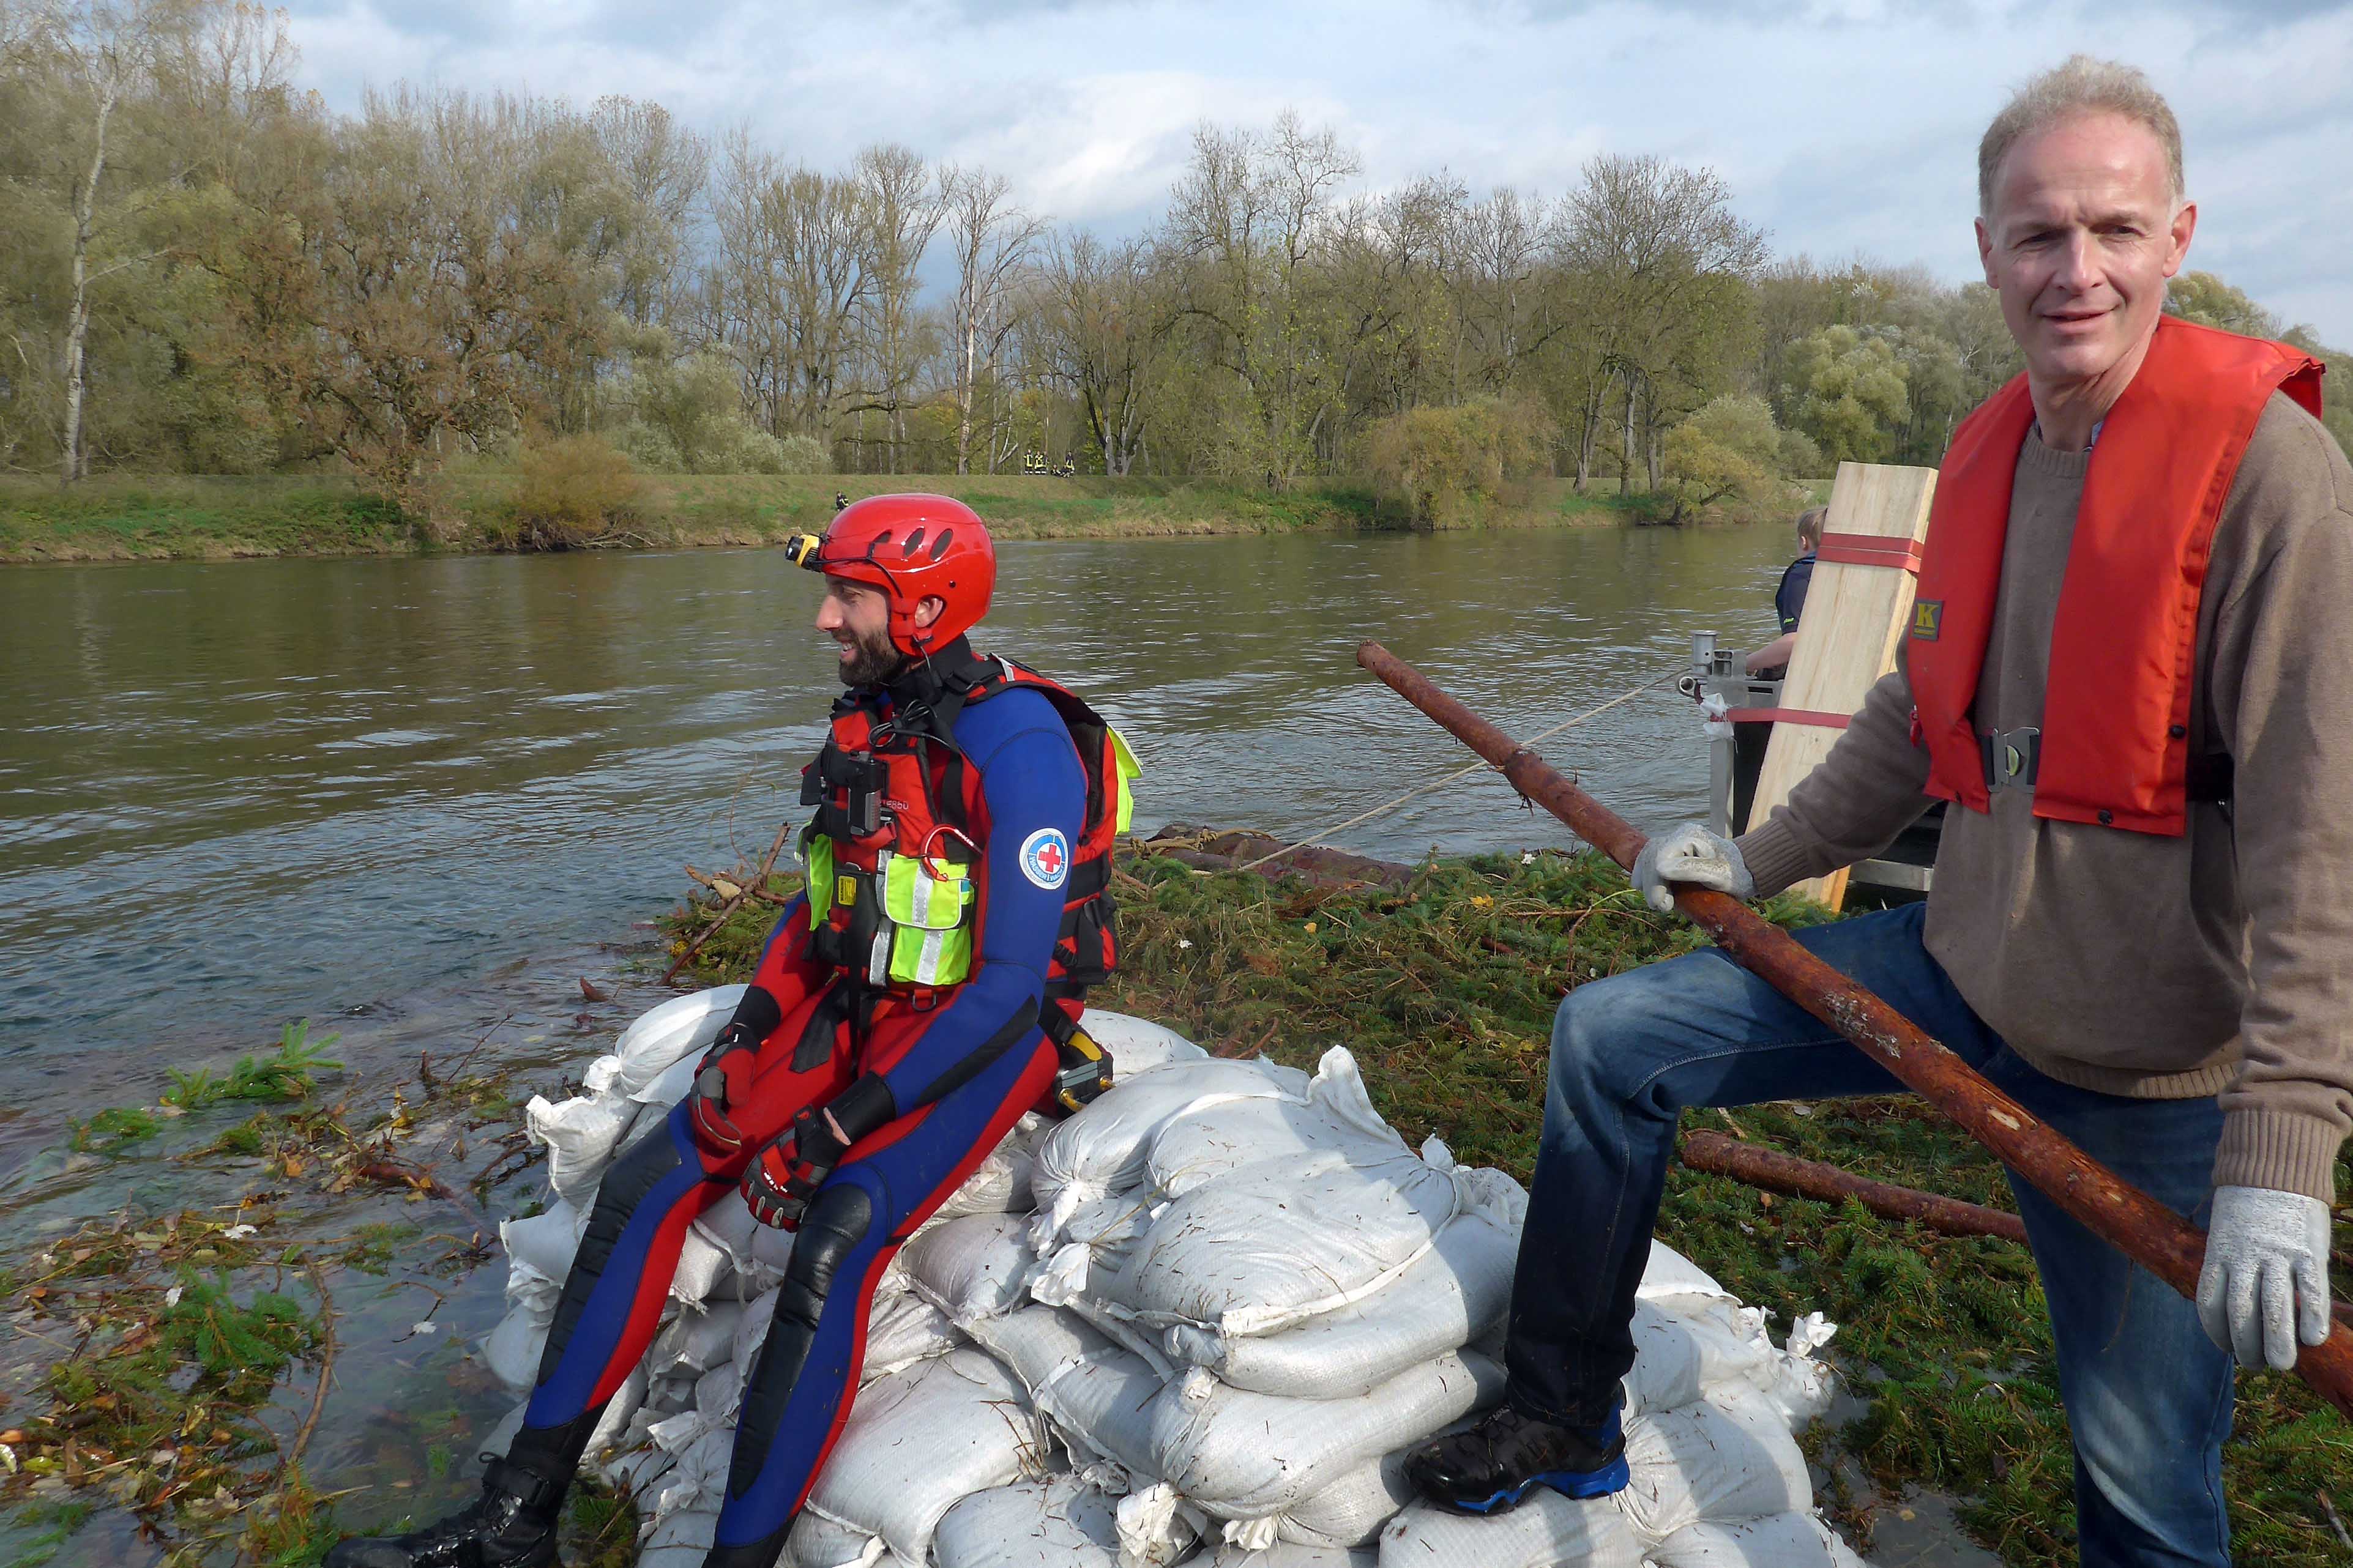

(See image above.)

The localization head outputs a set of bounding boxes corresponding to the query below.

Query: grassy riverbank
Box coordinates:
[0,472,1641,564]
[666,843,2353,1567]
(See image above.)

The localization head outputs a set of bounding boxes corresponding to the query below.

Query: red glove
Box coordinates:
[688,1022,761,1154]
[742,1104,851,1230]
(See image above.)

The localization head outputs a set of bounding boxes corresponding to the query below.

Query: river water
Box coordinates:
[0,523,1795,1135]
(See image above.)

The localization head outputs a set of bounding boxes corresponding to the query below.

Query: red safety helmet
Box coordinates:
[786,494,996,656]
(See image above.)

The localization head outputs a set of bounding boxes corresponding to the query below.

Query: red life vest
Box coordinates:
[798,648,1135,1086]
[1908,316,2324,834]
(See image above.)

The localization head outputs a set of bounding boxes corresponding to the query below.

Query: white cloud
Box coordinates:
[275,0,2353,343]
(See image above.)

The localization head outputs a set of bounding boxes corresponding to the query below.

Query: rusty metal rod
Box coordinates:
[1355,640,2353,1418]
[1680,1129,2029,1243]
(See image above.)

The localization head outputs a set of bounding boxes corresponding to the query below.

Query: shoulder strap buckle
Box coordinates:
[1980,726,2041,792]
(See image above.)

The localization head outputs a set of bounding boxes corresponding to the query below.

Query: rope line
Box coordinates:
[1226,669,1680,876]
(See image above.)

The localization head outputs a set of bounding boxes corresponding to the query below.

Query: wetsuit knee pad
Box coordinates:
[727,1178,879,1500]
[534,1122,685,1386]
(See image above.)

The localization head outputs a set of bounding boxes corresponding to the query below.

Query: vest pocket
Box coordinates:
[881,851,975,986]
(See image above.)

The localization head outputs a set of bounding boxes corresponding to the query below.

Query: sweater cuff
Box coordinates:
[2212,1109,2344,1203]
[1734,817,1816,901]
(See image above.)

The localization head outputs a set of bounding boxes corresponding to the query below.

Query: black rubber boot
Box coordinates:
[322,1456,565,1567]
[1402,1402,1630,1515]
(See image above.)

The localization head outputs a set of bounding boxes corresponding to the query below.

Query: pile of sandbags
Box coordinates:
[487,992,1871,1568]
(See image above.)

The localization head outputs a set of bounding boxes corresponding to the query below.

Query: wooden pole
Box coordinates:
[1679,1130,2029,1244]
[1355,641,2353,1419]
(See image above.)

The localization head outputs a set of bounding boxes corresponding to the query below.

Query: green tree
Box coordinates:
[1660,393,1795,522]
[1786,324,1909,465]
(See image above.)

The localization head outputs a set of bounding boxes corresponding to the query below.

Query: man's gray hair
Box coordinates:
[1978,55,2185,216]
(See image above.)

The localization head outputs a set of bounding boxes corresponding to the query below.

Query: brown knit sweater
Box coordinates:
[1738,394,2353,1200]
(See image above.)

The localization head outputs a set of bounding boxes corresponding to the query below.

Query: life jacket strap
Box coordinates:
[1980,726,2232,805]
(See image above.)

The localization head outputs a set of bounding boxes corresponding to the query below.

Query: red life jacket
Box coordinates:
[798,647,1136,1097]
[1908,316,2324,834]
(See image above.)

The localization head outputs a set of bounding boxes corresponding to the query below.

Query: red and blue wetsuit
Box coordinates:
[507,653,1087,1568]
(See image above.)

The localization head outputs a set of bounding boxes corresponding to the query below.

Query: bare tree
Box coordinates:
[1034,229,1165,475]
[36,0,190,483]
[940,163,1046,475]
[848,143,938,472]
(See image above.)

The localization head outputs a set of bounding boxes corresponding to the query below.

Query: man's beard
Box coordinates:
[837,625,904,688]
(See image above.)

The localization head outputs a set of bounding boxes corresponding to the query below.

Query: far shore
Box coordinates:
[0,471,1752,565]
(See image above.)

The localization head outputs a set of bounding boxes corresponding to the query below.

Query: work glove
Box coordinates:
[688,1022,762,1154]
[2195,1184,2333,1371]
[1631,822,1755,914]
[742,1104,851,1231]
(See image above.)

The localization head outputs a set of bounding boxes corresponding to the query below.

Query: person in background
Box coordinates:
[1405,56,2353,1567]
[1745,505,1827,677]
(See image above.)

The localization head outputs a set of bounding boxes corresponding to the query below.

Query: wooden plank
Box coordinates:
[1750,462,1939,908]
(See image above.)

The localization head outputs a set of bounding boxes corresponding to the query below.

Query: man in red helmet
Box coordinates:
[329,495,1133,1568]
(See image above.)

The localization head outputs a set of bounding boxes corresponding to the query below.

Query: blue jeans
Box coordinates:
[1506,902,2234,1568]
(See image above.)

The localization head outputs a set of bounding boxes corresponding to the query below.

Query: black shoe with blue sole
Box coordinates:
[1403,1402,1630,1515]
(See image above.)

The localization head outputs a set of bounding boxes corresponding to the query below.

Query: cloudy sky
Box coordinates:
[275,0,2353,345]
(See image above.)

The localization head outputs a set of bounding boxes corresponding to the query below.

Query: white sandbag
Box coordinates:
[1638,1243,1736,1306]
[1032,1056,1311,1222]
[733,1287,779,1370]
[606,1438,677,1498]
[1116,1481,1210,1566]
[799,1348,1044,1563]
[1616,1391,1813,1544]
[501,1200,586,1280]
[965,1305,1117,1397]
[673,1227,734,1304]
[1109,1146,1464,1340]
[1210,1544,1375,1567]
[932,1476,1126,1568]
[694,1360,745,1428]
[1075,1009,1210,1078]
[1649,1511,1869,1568]
[1165,1208,1518,1398]
[1149,1352,1503,1522]
[1143,1050,1407,1199]
[638,1505,718,1568]
[865,1291,961,1378]
[904,1213,1036,1325]
[1278,1451,1412,1548]
[785,1508,880,1568]
[934,1112,1046,1219]
[647,1370,700,1418]
[1027,1192,1158,1288]
[503,1254,561,1318]
[483,1298,553,1392]
[650,1300,746,1377]
[526,1079,636,1206]
[693,1195,762,1278]
[579,1364,646,1462]
[969,1308,1163,1482]
[633,1052,701,1111]
[613,985,747,1093]
[1376,1491,1643,1568]
[1622,1301,1773,1418]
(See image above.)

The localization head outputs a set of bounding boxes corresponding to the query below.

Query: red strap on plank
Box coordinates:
[1725,708,1852,729]
[1816,531,1923,573]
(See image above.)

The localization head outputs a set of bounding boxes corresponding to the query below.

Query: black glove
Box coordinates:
[688,1021,761,1154]
[740,1075,897,1230]
[742,1105,849,1230]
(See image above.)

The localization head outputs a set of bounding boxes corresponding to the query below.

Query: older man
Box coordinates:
[1406,56,2353,1566]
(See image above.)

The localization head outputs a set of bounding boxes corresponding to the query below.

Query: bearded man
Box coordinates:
[1409,56,2353,1567]
[327,496,1134,1568]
